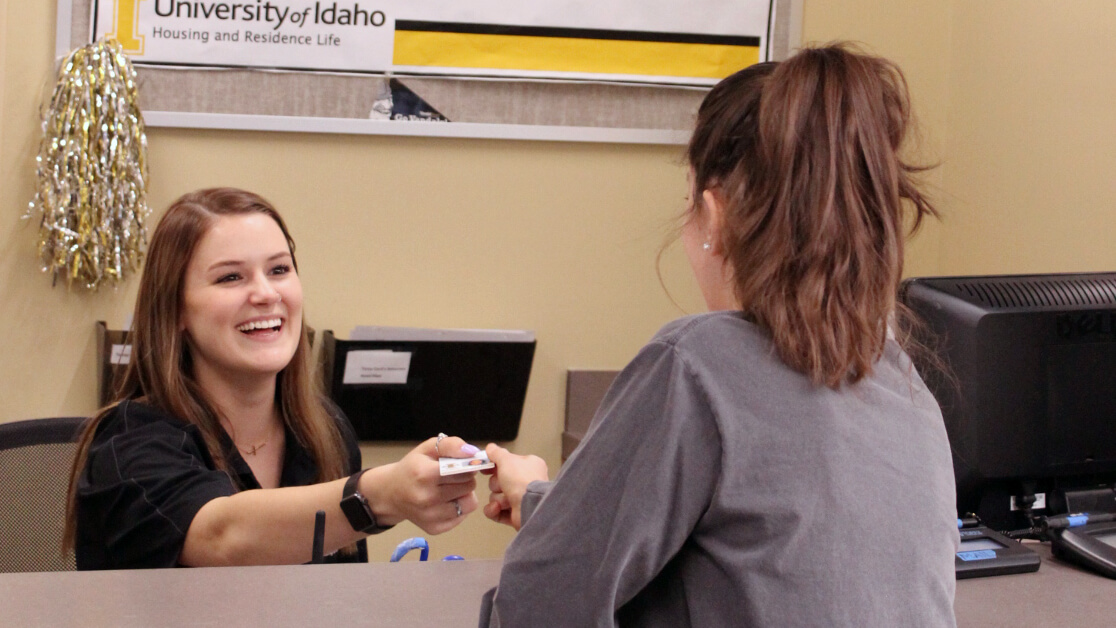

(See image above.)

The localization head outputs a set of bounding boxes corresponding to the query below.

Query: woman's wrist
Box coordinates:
[356,464,404,528]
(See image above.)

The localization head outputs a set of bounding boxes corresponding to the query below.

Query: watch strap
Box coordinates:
[340,469,392,534]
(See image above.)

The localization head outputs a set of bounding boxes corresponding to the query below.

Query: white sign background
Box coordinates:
[92,0,772,84]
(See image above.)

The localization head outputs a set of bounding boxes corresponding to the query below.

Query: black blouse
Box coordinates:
[75,399,367,570]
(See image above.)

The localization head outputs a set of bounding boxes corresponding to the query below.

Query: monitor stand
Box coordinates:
[1045,488,1116,579]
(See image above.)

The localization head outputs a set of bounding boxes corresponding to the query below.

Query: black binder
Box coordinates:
[320,328,535,441]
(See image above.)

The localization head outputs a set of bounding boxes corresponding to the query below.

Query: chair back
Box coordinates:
[0,417,85,572]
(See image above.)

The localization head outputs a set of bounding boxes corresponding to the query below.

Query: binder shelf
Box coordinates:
[96,321,131,407]
[320,327,536,442]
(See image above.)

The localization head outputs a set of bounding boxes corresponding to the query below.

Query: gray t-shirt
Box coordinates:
[482,311,958,627]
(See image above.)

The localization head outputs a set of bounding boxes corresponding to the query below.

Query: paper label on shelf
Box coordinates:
[342,350,412,385]
[110,344,132,365]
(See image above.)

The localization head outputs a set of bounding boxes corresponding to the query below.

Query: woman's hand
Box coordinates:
[483,444,549,531]
[363,435,479,534]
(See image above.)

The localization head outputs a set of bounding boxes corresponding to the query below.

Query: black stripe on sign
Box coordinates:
[395,21,761,48]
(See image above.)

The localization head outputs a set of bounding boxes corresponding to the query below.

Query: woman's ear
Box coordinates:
[701,188,727,254]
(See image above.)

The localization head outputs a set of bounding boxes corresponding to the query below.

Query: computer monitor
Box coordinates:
[900,272,1116,532]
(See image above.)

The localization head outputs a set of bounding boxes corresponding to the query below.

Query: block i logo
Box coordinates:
[105,0,147,54]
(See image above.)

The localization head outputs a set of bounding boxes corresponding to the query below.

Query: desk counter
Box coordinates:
[0,559,502,628]
[954,542,1114,625]
[2,543,1111,627]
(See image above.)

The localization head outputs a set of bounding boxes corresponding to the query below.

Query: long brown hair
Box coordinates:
[687,43,939,388]
[63,188,348,551]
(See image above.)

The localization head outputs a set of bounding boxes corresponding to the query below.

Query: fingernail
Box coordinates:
[461,444,479,455]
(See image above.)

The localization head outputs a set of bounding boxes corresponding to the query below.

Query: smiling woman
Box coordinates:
[62,188,482,570]
[182,214,304,396]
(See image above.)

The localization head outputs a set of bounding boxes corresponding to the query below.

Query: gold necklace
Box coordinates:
[234,422,280,456]
[239,440,268,456]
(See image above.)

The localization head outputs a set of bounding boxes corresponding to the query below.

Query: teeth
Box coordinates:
[237,318,281,332]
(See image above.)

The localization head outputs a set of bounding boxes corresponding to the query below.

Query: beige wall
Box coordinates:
[939,2,1116,274]
[3,0,1115,560]
[0,0,6,143]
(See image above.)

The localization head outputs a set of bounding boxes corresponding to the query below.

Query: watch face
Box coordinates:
[341,493,374,532]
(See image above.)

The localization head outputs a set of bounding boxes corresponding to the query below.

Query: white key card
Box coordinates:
[439,451,495,475]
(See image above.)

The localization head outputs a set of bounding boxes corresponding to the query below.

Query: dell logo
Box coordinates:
[1055,312,1116,339]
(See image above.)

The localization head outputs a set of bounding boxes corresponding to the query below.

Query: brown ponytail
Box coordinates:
[688,43,938,387]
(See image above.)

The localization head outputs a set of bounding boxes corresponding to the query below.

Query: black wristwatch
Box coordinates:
[339,469,392,534]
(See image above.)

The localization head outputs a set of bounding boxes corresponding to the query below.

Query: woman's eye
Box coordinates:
[270,264,292,276]
[216,273,241,284]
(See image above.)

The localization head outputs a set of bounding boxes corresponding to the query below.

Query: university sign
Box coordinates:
[93,0,772,84]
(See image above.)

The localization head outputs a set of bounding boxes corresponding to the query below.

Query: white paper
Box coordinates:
[342,350,412,384]
[110,344,132,365]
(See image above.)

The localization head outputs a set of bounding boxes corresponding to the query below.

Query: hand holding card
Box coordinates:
[483,444,550,530]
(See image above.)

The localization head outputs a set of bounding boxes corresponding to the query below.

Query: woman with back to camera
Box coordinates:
[64,188,480,569]
[480,44,959,626]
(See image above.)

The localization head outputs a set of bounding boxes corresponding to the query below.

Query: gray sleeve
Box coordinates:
[481,341,722,627]
[519,481,552,525]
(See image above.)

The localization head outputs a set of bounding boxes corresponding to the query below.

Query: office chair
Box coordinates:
[0,417,86,572]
